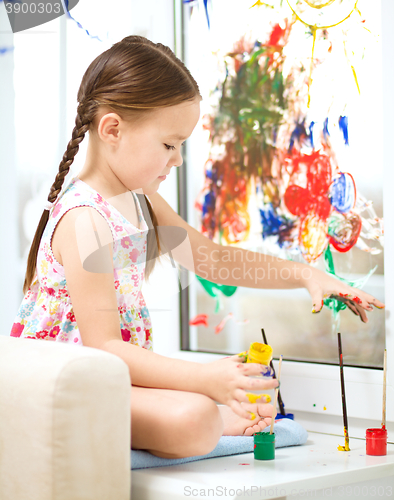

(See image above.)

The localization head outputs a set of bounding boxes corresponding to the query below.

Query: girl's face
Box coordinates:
[102,97,201,196]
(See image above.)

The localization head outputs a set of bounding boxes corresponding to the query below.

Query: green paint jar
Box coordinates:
[254,432,275,460]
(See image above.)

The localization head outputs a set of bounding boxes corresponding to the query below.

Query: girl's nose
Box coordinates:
[172,150,183,168]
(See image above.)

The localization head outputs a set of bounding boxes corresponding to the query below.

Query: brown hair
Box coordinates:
[23,35,202,295]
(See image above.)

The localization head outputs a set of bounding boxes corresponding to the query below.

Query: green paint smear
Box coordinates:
[323,246,377,319]
[196,275,238,313]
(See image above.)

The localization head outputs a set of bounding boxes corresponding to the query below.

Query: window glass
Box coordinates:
[183,0,384,367]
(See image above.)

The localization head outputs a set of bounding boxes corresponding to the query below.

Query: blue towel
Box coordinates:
[131,417,308,469]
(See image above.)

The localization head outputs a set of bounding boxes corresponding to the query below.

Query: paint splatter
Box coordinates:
[189,314,209,327]
[214,312,250,334]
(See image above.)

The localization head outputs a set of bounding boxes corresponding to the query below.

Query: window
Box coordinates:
[176,0,393,433]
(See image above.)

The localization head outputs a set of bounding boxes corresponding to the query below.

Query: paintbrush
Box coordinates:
[261,329,286,415]
[382,349,387,429]
[270,354,283,435]
[337,332,350,451]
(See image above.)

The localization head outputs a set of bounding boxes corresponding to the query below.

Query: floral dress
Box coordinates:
[10,176,153,350]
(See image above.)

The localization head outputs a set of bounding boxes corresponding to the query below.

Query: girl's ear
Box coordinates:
[97,113,122,145]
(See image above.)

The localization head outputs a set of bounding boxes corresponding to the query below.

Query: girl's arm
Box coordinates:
[57,206,278,418]
[147,192,385,321]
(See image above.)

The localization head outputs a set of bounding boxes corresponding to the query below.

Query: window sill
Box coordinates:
[131,431,394,500]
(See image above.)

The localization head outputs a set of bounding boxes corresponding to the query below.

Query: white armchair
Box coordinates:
[0,336,132,500]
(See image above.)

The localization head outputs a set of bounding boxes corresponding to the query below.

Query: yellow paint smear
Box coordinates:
[338,428,350,451]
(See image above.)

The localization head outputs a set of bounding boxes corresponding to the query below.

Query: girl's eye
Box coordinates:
[165,142,186,150]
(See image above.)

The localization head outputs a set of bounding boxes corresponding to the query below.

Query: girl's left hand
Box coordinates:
[304,268,385,323]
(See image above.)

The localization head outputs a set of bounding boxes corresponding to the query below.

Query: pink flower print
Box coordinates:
[114,225,123,232]
[49,326,60,339]
[52,203,62,218]
[74,337,79,343]
[11,322,24,337]
[145,328,151,342]
[42,305,47,311]
[136,326,141,333]
[121,237,132,250]
[114,280,120,289]
[45,287,55,297]
[66,311,76,322]
[75,193,80,196]
[36,330,49,340]
[121,328,131,342]
[47,254,53,264]
[131,274,139,281]
[129,248,140,263]
[95,193,104,203]
[101,205,111,218]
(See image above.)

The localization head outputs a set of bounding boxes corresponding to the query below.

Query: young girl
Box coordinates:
[11,35,384,459]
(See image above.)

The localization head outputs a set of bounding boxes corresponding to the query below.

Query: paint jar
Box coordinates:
[254,432,275,460]
[366,428,387,456]
[247,342,273,366]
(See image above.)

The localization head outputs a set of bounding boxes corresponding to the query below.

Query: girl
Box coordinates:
[11,35,384,459]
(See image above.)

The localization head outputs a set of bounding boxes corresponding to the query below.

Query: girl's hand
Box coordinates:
[305,267,385,323]
[201,354,278,419]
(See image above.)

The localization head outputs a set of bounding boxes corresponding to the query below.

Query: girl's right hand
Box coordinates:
[201,354,279,419]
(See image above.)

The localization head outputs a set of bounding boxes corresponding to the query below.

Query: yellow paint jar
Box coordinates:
[246,342,273,366]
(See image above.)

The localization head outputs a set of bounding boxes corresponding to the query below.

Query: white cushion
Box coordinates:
[0,336,131,500]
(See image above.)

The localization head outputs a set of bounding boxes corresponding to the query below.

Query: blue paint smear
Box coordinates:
[329,173,355,213]
[309,121,315,149]
[338,115,349,145]
[183,0,210,29]
[64,0,105,42]
[202,191,215,217]
[0,46,14,55]
[289,120,314,152]
[259,203,293,247]
[323,118,330,140]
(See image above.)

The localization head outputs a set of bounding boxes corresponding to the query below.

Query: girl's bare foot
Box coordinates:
[218,402,275,436]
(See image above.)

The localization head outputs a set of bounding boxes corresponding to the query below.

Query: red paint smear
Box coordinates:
[284,185,312,216]
[329,212,362,253]
[189,314,209,327]
[352,296,362,305]
[267,24,286,46]
[239,463,250,465]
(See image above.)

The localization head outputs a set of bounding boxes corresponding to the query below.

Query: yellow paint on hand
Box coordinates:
[246,393,272,404]
[250,412,256,420]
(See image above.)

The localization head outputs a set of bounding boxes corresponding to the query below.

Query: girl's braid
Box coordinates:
[47,101,98,204]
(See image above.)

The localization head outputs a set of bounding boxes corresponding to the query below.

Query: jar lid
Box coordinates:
[366,427,387,438]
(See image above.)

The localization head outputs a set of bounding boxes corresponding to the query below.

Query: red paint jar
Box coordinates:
[366,428,387,456]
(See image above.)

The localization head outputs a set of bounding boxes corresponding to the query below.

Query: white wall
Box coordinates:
[0,3,19,336]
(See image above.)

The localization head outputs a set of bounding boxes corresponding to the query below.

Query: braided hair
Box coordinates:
[23,35,202,294]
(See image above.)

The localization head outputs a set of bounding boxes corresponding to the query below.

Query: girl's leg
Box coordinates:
[130,386,224,459]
